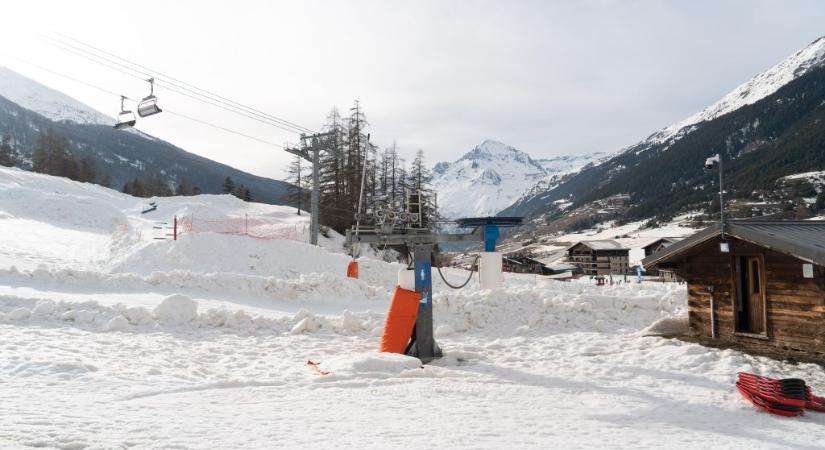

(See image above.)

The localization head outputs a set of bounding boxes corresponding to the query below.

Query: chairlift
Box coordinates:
[113,95,136,129]
[137,77,162,118]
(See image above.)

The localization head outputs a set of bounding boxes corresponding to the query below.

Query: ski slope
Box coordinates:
[1,167,824,449]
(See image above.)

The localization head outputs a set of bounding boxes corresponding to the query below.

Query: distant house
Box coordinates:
[502,254,548,274]
[642,237,682,277]
[642,221,825,361]
[567,240,629,275]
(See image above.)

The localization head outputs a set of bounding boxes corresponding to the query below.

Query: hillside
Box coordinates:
[0,67,293,204]
[504,37,825,225]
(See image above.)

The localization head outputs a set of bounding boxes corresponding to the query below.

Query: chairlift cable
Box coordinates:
[164,110,284,148]
[48,33,315,134]
[44,37,309,134]
[4,55,288,147]
[54,32,315,133]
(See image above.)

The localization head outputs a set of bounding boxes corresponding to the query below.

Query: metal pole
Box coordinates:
[407,244,441,363]
[310,146,320,246]
[719,157,725,240]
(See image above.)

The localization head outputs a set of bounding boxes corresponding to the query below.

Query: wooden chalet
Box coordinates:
[642,237,682,277]
[642,221,825,361]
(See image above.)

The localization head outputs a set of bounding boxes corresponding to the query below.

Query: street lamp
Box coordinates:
[705,154,727,249]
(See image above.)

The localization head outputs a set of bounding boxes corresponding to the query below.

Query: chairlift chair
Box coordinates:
[113,95,136,129]
[137,77,162,118]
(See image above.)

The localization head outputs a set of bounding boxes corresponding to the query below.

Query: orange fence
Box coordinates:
[175,214,307,241]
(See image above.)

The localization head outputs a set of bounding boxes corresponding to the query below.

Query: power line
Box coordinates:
[45,34,315,135]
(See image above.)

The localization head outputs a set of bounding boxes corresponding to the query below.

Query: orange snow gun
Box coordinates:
[380,287,420,353]
[347,260,359,279]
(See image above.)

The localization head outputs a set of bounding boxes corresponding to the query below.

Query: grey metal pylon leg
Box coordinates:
[406,244,442,363]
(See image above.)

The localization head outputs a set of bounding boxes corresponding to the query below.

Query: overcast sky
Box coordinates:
[1,0,824,180]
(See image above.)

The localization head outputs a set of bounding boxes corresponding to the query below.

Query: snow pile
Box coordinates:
[435,278,686,336]
[153,294,199,324]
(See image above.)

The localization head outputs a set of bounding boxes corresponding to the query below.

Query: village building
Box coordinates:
[567,240,629,275]
[642,221,825,361]
[642,237,682,277]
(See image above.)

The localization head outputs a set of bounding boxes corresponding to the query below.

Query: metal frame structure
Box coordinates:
[285,131,336,245]
[347,215,522,363]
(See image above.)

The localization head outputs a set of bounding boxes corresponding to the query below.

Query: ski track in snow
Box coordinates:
[1,166,825,449]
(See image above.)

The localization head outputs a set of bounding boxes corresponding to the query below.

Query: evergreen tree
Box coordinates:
[0,136,13,167]
[284,154,306,214]
[222,176,235,194]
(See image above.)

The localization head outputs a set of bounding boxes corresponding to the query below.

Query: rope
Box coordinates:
[436,255,479,290]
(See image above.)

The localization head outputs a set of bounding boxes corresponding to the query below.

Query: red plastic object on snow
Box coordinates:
[379,287,420,353]
[736,372,825,416]
[347,260,359,279]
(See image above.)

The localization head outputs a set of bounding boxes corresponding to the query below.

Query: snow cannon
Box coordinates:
[347,260,359,279]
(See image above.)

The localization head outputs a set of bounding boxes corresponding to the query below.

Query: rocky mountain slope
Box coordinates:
[503,36,825,225]
[432,140,607,218]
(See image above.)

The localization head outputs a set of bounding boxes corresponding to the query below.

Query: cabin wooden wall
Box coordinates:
[676,236,825,359]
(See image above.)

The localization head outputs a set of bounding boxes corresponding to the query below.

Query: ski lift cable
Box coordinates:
[48,33,315,134]
[54,32,315,133]
[44,38,310,135]
[1,53,288,148]
[164,110,284,148]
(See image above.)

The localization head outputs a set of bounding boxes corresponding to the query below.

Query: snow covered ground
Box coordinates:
[1,167,824,449]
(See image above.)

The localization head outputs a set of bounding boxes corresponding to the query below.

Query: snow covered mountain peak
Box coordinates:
[432,140,550,218]
[641,36,825,148]
[0,66,113,125]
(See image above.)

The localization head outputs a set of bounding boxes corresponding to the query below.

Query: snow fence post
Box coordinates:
[173,215,177,241]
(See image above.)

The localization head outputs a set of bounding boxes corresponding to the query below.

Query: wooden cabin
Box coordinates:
[642,221,825,361]
[567,240,629,275]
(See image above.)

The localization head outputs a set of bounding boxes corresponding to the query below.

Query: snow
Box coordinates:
[638,36,825,151]
[432,140,610,218]
[1,167,825,448]
[0,65,114,125]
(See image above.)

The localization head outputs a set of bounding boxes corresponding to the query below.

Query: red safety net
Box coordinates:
[176,214,306,241]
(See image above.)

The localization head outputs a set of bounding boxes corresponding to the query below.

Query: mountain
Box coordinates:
[0,66,292,204]
[0,66,112,125]
[503,36,825,225]
[432,140,609,218]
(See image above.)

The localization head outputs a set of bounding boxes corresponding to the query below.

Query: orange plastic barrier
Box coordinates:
[346,260,359,279]
[379,287,420,353]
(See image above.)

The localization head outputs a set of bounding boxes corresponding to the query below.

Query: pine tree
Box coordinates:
[284,154,305,214]
[222,176,235,194]
[408,149,432,193]
[0,136,13,167]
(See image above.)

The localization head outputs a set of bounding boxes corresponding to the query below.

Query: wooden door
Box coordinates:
[745,256,765,334]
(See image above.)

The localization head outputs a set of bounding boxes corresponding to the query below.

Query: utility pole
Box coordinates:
[286,131,335,245]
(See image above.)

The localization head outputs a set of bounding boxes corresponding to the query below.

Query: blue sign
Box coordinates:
[415,260,432,307]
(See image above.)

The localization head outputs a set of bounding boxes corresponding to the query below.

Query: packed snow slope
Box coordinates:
[1,168,824,449]
[432,140,607,218]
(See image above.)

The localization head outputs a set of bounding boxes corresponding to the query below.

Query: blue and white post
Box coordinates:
[479,224,503,289]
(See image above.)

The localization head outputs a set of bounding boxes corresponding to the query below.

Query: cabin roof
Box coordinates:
[568,240,626,251]
[642,237,681,251]
[642,221,825,268]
